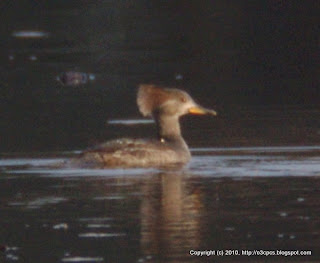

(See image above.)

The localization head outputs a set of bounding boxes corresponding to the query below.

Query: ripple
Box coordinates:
[11,30,50,38]
[78,217,113,222]
[298,216,310,221]
[8,196,68,209]
[0,158,64,167]
[224,227,235,231]
[107,119,154,125]
[191,145,320,153]
[191,152,320,177]
[277,233,284,238]
[5,254,19,261]
[1,246,19,253]
[61,257,104,262]
[78,232,126,238]
[279,212,288,217]
[87,224,111,229]
[93,196,125,200]
[53,223,69,230]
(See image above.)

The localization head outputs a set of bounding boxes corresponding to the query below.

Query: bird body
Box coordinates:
[76,138,190,168]
[73,84,216,168]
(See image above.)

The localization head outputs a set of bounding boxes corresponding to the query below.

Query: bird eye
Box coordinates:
[180,97,187,103]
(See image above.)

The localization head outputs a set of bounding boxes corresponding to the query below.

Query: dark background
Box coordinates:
[0,0,319,151]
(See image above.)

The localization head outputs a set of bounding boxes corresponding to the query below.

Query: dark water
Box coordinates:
[1,1,320,262]
[1,1,320,151]
[1,146,320,262]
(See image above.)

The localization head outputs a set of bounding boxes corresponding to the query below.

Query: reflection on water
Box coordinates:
[1,146,320,262]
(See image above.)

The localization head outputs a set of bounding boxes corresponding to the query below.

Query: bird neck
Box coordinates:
[154,114,190,159]
[155,114,182,142]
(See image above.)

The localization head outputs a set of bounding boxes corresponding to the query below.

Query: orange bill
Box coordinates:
[188,106,217,116]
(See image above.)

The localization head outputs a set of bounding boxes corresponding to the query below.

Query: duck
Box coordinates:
[73,84,217,168]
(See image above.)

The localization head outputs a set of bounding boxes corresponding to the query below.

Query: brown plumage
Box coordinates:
[71,84,217,168]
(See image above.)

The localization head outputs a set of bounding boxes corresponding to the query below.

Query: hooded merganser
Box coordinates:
[75,84,217,168]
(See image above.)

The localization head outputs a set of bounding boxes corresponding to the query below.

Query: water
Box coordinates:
[1,146,320,262]
[1,1,320,262]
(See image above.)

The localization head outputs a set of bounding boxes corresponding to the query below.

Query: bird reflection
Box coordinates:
[140,172,203,261]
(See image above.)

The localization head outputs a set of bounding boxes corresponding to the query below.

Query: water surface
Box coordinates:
[1,146,319,262]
